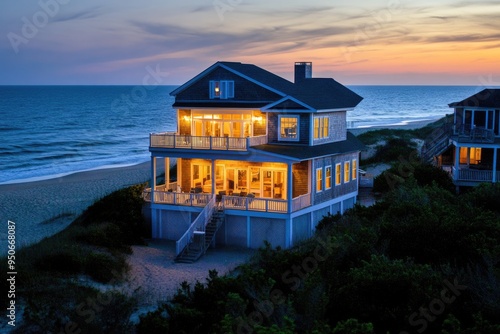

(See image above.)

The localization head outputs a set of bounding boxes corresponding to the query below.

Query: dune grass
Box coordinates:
[0,183,149,332]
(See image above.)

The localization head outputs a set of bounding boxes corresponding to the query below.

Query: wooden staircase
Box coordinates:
[421,123,453,164]
[175,206,225,263]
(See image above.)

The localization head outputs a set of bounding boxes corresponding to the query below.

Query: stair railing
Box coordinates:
[176,195,216,256]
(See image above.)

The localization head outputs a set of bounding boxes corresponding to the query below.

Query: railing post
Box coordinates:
[246,137,250,149]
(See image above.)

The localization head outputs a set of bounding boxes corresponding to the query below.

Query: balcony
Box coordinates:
[150,132,268,151]
[451,166,496,182]
[452,125,494,143]
[143,188,312,213]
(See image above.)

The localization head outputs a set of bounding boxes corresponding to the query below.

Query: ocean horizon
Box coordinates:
[0,85,488,184]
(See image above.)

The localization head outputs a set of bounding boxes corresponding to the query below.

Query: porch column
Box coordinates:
[211,159,216,195]
[165,157,170,189]
[454,145,460,180]
[493,148,498,183]
[287,162,293,213]
[151,156,157,203]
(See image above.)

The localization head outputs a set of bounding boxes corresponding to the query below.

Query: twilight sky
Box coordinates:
[1,0,500,85]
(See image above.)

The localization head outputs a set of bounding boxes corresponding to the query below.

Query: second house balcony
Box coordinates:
[150,132,268,151]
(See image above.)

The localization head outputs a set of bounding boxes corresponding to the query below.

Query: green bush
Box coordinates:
[84,252,128,283]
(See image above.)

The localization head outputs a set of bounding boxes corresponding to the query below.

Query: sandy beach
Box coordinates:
[0,161,153,255]
[347,118,438,136]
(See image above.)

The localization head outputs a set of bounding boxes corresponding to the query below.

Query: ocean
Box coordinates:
[0,85,485,184]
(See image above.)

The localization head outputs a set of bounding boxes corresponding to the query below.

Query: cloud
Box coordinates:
[52,6,106,23]
[426,33,500,44]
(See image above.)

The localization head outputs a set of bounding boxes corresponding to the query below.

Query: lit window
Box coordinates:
[335,163,341,185]
[344,161,350,183]
[325,166,332,189]
[313,116,329,139]
[209,80,234,99]
[316,168,323,192]
[279,115,299,141]
[352,159,357,180]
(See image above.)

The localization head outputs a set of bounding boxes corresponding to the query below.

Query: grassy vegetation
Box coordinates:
[0,183,149,333]
[356,114,453,146]
[138,179,500,334]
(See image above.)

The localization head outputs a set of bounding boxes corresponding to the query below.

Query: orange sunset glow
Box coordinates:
[1,0,499,85]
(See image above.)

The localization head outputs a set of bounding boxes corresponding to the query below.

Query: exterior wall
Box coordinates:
[312,152,358,205]
[253,110,267,136]
[292,160,309,198]
[175,67,282,102]
[250,217,286,248]
[148,192,358,249]
[217,214,286,249]
[312,111,347,145]
[267,112,310,145]
[179,109,191,135]
[292,213,310,244]
[151,208,195,240]
[181,158,192,192]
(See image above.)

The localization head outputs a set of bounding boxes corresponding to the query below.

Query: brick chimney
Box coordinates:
[294,62,312,83]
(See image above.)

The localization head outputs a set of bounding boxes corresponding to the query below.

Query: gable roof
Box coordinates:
[290,78,363,110]
[251,132,365,160]
[449,89,500,108]
[170,61,363,111]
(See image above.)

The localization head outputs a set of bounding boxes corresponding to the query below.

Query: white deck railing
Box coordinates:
[144,189,312,213]
[176,195,216,256]
[143,189,212,207]
[150,133,267,151]
[292,193,311,212]
[222,195,289,213]
[452,166,493,182]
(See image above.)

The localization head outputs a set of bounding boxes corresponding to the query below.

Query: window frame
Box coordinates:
[278,115,300,141]
[325,165,332,189]
[209,80,234,99]
[352,159,357,180]
[316,167,323,192]
[335,163,341,186]
[313,115,329,140]
[344,161,350,183]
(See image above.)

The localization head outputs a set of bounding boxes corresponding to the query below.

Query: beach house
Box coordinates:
[144,61,364,262]
[422,89,500,188]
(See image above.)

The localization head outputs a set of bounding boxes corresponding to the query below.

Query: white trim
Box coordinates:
[335,163,341,186]
[218,63,289,98]
[278,115,300,142]
[325,165,332,190]
[290,191,358,218]
[352,159,357,181]
[262,95,315,111]
[344,161,351,183]
[309,114,314,145]
[315,108,354,113]
[315,167,323,193]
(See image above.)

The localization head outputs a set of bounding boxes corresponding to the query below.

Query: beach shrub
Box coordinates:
[84,251,128,283]
[75,183,148,245]
[73,223,132,254]
[373,161,454,193]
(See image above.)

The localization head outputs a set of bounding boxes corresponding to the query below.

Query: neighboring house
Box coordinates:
[422,89,500,188]
[144,61,364,262]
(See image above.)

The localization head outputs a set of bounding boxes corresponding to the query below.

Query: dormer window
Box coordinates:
[209,80,234,99]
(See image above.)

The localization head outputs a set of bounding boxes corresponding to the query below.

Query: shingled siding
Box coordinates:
[178,109,191,135]
[253,110,267,136]
[180,158,192,192]
[293,160,309,198]
[267,112,310,145]
[312,152,358,205]
[312,111,347,145]
[176,67,283,102]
